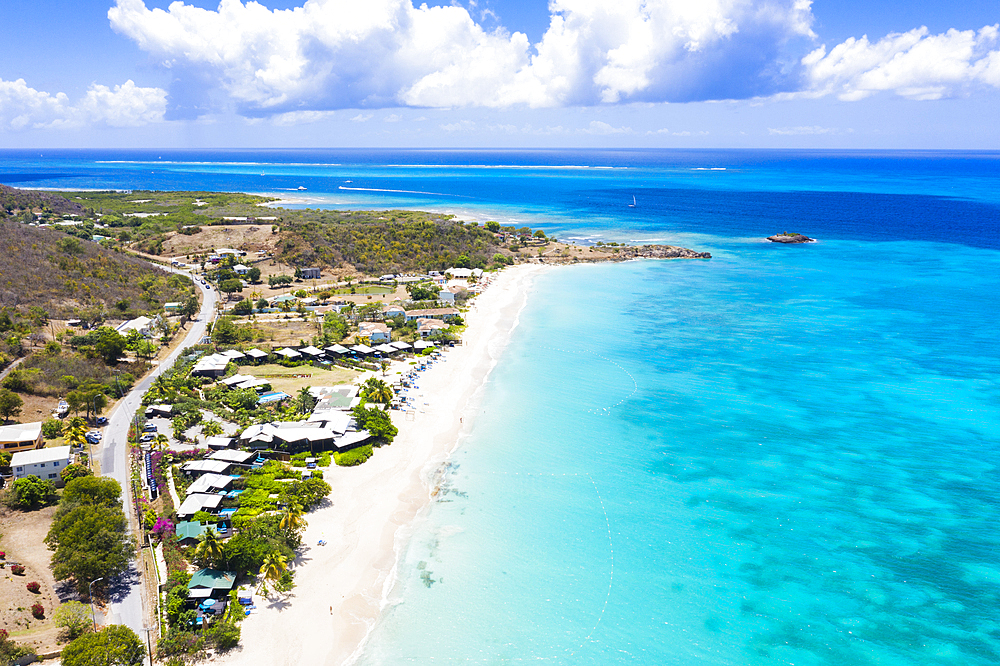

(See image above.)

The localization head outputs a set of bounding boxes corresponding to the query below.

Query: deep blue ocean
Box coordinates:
[3,149,1000,665]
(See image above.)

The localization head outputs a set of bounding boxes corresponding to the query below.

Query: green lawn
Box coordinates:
[244,363,359,394]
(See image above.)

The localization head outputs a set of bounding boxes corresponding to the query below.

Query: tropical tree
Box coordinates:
[53,600,92,641]
[257,552,288,595]
[194,528,226,569]
[296,387,315,415]
[154,433,169,451]
[219,278,243,301]
[379,360,390,376]
[361,378,393,405]
[200,421,224,439]
[61,624,144,666]
[65,417,88,451]
[279,503,306,538]
[0,388,23,422]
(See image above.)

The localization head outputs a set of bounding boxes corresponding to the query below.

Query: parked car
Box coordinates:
[142,424,157,433]
[96,417,108,425]
[139,433,155,443]
[85,433,100,444]
[87,430,102,441]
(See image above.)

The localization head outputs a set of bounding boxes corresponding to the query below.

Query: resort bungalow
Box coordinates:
[191,353,233,377]
[239,420,369,454]
[359,322,391,343]
[403,308,459,322]
[203,436,235,451]
[325,344,350,357]
[276,348,302,359]
[233,264,250,275]
[182,459,233,476]
[298,345,325,359]
[219,349,246,362]
[145,404,174,419]
[188,569,237,600]
[445,267,474,278]
[0,421,43,453]
[244,348,269,364]
[187,473,234,495]
[10,445,72,484]
[175,521,217,547]
[209,449,256,465]
[176,493,224,520]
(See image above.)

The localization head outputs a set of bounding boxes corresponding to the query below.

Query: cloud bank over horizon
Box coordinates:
[0,0,998,132]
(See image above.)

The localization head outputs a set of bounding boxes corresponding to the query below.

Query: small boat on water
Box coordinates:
[628,195,636,207]
[297,186,307,190]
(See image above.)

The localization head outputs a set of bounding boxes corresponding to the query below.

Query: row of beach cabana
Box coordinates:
[274,340,436,361]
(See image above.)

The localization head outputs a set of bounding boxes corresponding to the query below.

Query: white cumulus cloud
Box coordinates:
[801,24,1000,100]
[108,0,816,116]
[0,77,166,130]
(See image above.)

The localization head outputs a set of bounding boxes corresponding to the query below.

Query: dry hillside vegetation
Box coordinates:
[0,220,192,318]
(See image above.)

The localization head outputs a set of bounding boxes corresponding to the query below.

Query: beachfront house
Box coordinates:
[10,446,73,485]
[404,308,460,322]
[0,422,44,454]
[445,267,474,279]
[238,420,370,454]
[416,318,449,338]
[359,321,391,343]
[188,569,237,599]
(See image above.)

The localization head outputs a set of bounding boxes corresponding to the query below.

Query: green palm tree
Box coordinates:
[194,528,225,568]
[257,552,288,595]
[65,417,88,450]
[200,420,224,439]
[362,378,394,405]
[280,503,306,536]
[154,433,169,451]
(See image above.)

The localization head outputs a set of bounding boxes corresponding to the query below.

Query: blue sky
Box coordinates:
[0,0,998,148]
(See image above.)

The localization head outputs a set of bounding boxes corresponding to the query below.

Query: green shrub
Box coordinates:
[334,445,373,467]
[42,418,63,439]
[3,475,59,510]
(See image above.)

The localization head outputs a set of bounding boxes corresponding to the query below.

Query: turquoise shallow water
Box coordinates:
[358,240,1000,665]
[2,149,999,664]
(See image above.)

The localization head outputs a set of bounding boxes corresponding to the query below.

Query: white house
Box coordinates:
[11,446,73,485]
[445,267,474,278]
[359,321,391,343]
[233,264,250,275]
[115,316,154,337]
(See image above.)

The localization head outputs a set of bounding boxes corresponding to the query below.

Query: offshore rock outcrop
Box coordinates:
[767,233,815,243]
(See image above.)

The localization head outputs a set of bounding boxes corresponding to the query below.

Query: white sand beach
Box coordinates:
[213,263,544,666]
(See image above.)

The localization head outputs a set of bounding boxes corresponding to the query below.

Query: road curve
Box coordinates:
[101,269,216,642]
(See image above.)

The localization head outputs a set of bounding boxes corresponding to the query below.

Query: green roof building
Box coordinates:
[188,568,237,598]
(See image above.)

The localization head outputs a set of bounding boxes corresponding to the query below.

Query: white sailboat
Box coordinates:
[628,195,636,207]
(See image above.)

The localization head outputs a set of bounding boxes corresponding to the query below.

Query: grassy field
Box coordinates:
[244,363,358,394]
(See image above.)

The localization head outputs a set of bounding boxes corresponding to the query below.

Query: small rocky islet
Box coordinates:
[767,232,815,243]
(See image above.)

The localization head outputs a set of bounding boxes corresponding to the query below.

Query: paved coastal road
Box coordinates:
[100,270,216,641]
